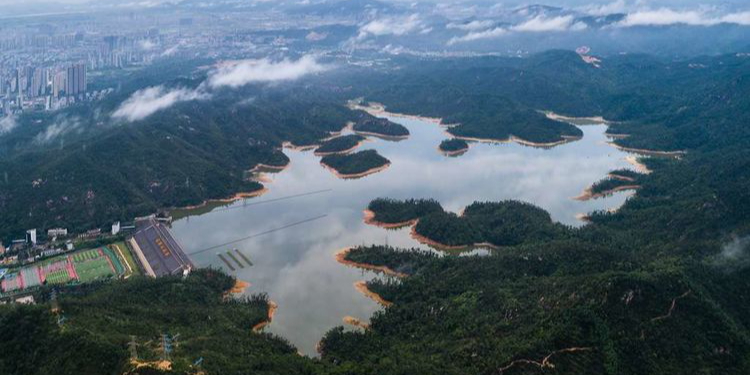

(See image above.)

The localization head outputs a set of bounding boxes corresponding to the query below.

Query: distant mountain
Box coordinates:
[290,0,397,17]
[512,4,567,18]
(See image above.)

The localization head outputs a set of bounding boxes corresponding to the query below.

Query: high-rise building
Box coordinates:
[65,64,86,96]
[26,229,37,245]
[78,64,86,94]
[52,70,66,98]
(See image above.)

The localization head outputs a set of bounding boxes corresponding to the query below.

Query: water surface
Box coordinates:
[171,114,635,355]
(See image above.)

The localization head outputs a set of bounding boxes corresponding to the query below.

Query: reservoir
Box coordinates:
[170,112,636,355]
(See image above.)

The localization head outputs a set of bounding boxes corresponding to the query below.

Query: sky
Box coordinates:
[0,0,748,7]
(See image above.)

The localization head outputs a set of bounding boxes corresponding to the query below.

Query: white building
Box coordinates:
[111,221,121,235]
[47,228,68,237]
[26,229,37,245]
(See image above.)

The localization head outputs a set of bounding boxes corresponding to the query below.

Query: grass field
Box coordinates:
[111,242,141,277]
[45,269,71,285]
[73,249,116,283]
[72,249,101,263]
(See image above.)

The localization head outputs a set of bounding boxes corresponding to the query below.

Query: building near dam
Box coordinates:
[128,216,193,277]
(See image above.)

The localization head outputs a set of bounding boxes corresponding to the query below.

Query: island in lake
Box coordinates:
[365,198,568,250]
[353,112,410,139]
[314,134,366,156]
[320,149,391,179]
[438,138,470,156]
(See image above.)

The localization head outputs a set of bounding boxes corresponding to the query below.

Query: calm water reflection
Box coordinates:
[170,114,635,355]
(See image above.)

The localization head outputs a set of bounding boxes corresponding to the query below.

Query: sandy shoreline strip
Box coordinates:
[282,141,319,152]
[608,173,637,182]
[343,316,370,329]
[574,185,641,201]
[354,281,392,307]
[250,162,289,173]
[607,142,686,157]
[349,101,445,125]
[224,279,251,300]
[252,300,278,332]
[320,161,391,179]
[314,138,368,157]
[230,279,251,294]
[176,188,269,211]
[353,130,409,141]
[454,134,582,149]
[438,145,469,156]
[321,122,355,141]
[409,224,500,251]
[544,111,609,124]
[625,155,652,174]
[335,247,408,278]
[353,101,584,149]
[362,209,417,229]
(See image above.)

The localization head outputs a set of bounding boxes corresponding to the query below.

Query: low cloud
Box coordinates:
[112,85,208,122]
[357,14,426,39]
[618,9,750,27]
[448,27,508,45]
[0,115,17,135]
[713,236,750,272]
[511,15,587,32]
[34,116,82,145]
[138,39,156,50]
[207,55,328,88]
[112,55,327,121]
[447,20,495,31]
[580,0,629,16]
[448,14,587,45]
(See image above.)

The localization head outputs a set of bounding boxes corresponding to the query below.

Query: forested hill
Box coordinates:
[2,50,750,374]
[351,50,750,152]
[0,84,359,239]
[314,52,750,374]
[4,51,750,240]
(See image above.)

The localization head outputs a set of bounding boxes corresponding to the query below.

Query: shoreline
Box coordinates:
[282,141,319,152]
[250,162,289,173]
[608,173,637,182]
[410,224,500,251]
[544,111,610,125]
[453,134,582,149]
[349,101,445,126]
[230,279,251,294]
[605,133,630,139]
[314,138,367,157]
[335,247,408,278]
[576,213,592,223]
[252,300,278,332]
[353,100,585,149]
[362,209,417,229]
[607,142,686,157]
[353,130,409,141]
[354,280,392,307]
[175,188,269,211]
[625,155,653,174]
[343,315,370,329]
[438,145,470,156]
[574,185,641,201]
[320,161,391,179]
[321,122,355,141]
[224,279,251,300]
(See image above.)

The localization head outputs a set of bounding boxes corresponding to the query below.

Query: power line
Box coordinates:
[189,189,333,215]
[188,214,328,256]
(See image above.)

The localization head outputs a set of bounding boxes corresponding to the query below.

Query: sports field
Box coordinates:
[72,248,123,283]
[1,246,127,293]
